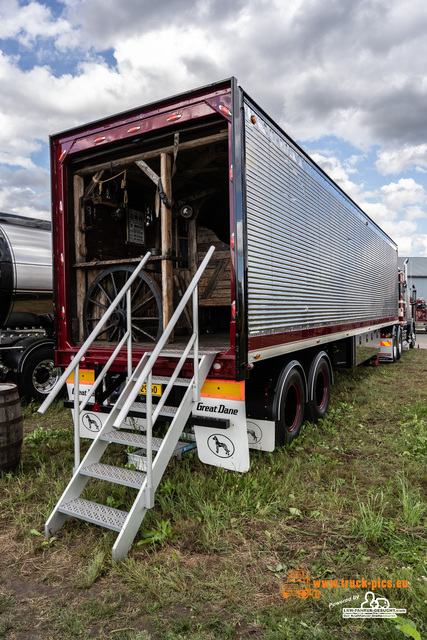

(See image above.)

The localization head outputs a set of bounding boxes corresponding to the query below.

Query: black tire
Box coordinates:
[18,345,62,402]
[274,363,306,446]
[305,354,331,422]
[83,266,162,343]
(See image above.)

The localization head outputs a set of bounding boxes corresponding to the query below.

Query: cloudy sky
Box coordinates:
[0,0,426,255]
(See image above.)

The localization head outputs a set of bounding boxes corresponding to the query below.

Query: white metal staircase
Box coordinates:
[38,246,216,561]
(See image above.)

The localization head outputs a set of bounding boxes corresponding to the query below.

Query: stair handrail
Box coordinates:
[112,245,215,502]
[38,251,152,416]
[112,245,216,428]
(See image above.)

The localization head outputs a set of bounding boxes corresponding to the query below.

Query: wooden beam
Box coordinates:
[73,175,86,341]
[75,132,228,177]
[160,153,174,336]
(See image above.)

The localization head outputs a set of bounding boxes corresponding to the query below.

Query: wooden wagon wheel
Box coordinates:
[83,266,162,342]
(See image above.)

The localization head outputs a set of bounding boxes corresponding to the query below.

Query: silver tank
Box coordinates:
[0,213,53,327]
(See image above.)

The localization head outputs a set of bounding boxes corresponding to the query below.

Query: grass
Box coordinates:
[0,350,427,639]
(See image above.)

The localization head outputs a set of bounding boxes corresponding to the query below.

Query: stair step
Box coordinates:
[131,375,190,387]
[80,462,146,489]
[117,401,178,417]
[58,498,128,532]
[101,430,196,454]
[152,375,190,386]
[148,348,218,357]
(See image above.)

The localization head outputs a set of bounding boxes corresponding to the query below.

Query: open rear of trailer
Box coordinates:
[41,77,409,559]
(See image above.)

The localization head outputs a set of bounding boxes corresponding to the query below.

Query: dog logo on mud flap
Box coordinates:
[207,434,235,458]
[82,413,102,432]
[246,421,262,444]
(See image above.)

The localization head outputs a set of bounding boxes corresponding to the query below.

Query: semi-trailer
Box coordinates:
[0,213,61,400]
[39,77,416,558]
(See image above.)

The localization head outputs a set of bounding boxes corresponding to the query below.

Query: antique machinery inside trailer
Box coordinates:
[68,119,231,348]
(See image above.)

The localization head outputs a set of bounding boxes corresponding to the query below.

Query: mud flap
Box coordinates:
[66,380,146,439]
[246,419,275,452]
[192,397,250,472]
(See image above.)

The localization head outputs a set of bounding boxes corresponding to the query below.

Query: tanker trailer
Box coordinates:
[0,213,61,400]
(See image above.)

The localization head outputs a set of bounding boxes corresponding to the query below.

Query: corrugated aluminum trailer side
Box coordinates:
[235,91,398,365]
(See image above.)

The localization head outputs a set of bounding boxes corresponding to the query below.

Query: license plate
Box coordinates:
[139,383,162,397]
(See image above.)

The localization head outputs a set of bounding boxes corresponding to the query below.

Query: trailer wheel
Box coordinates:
[274,362,306,446]
[83,266,162,342]
[18,345,62,402]
[305,354,331,422]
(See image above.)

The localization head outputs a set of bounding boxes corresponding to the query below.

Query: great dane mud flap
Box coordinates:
[192,400,249,472]
[192,380,249,472]
[246,419,275,452]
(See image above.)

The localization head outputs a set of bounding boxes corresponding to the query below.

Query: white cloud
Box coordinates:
[0,0,73,46]
[376,144,427,175]
[413,235,427,257]
[0,0,426,254]
[380,178,425,211]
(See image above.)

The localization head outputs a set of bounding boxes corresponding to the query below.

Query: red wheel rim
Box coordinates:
[284,382,301,432]
[315,369,327,410]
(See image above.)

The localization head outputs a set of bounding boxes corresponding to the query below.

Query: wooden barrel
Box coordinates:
[0,383,24,472]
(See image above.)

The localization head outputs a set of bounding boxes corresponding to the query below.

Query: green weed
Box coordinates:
[351,491,390,543]
[137,519,173,547]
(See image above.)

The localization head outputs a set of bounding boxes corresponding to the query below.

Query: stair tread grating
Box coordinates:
[80,462,146,488]
[143,375,190,386]
[101,430,194,453]
[58,498,128,532]
[117,401,178,416]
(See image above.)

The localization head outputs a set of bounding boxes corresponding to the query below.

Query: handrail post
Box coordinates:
[126,288,132,380]
[145,371,154,508]
[73,362,80,471]
[192,284,199,401]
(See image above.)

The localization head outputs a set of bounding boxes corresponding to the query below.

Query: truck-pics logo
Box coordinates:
[281,567,321,600]
[281,567,408,621]
[207,434,235,458]
[343,592,406,619]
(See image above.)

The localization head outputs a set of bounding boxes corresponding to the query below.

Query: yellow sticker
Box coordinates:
[66,369,95,385]
[201,379,245,401]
